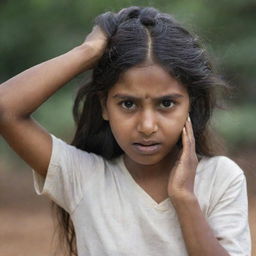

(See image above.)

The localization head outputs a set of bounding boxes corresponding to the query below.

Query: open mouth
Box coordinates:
[133,143,160,146]
[132,143,161,154]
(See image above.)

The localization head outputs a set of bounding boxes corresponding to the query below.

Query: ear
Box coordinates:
[98,93,109,121]
[102,105,109,121]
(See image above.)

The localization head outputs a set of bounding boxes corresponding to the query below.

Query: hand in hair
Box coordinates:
[167,116,198,202]
[82,25,108,68]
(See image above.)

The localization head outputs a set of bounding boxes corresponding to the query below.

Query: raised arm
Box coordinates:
[0,25,107,177]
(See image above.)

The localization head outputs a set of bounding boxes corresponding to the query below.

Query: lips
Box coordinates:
[132,141,161,154]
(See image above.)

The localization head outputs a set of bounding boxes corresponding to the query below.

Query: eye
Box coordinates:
[120,100,136,110]
[159,99,174,109]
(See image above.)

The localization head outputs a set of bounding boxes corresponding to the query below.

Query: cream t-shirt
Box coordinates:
[33,135,251,256]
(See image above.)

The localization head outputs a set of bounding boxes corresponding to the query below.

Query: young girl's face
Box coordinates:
[102,64,190,167]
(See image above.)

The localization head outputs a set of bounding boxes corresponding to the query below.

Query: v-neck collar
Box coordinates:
[118,155,173,211]
[117,155,205,212]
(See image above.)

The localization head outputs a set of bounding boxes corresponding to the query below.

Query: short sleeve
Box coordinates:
[32,134,101,214]
[207,158,251,256]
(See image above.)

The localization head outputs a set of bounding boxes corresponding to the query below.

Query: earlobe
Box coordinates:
[102,109,109,121]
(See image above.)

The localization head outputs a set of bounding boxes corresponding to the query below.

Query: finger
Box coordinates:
[185,116,196,151]
[186,117,198,166]
[181,126,190,159]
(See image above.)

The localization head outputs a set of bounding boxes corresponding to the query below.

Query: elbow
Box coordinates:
[0,103,17,131]
[0,99,30,128]
[0,87,26,127]
[0,102,7,129]
[0,90,13,127]
[0,93,5,124]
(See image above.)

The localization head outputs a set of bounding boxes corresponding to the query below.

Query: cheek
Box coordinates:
[108,121,132,152]
[160,115,187,144]
[166,123,183,140]
[165,119,185,144]
[162,111,187,129]
[108,115,130,142]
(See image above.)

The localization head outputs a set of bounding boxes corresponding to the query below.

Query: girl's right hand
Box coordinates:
[0,25,108,179]
[81,25,108,68]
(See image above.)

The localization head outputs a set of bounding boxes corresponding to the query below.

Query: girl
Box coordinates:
[0,6,251,256]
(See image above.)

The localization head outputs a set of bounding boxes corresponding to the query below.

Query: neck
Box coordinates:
[123,148,179,181]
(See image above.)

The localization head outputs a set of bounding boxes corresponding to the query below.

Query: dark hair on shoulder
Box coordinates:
[55,6,228,256]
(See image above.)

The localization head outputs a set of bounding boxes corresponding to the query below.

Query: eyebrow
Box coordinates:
[113,93,184,101]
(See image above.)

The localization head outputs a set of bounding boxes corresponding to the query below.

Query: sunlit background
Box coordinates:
[0,0,255,255]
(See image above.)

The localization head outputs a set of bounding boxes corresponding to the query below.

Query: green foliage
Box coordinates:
[0,0,255,166]
[1,0,255,100]
[213,104,256,149]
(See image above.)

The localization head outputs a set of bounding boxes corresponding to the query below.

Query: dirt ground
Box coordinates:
[0,150,255,256]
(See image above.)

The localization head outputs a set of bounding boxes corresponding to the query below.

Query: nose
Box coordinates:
[137,109,158,137]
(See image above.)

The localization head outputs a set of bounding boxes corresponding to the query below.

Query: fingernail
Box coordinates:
[188,116,191,122]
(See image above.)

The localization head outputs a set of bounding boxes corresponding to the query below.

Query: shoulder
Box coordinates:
[198,155,244,177]
[195,156,248,212]
[49,134,106,169]
[50,134,123,170]
[196,156,245,191]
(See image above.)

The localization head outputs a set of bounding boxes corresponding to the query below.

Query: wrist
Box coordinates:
[170,191,197,208]
[71,44,100,71]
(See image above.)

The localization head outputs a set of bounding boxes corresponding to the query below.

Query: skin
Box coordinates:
[0,24,230,255]
[0,25,107,176]
[101,64,191,202]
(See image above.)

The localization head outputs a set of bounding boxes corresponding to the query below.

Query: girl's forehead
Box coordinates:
[111,64,188,96]
[119,64,169,81]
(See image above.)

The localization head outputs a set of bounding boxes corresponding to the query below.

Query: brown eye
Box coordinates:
[121,100,136,110]
[160,99,174,108]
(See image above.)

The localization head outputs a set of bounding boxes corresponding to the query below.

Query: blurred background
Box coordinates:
[0,0,255,255]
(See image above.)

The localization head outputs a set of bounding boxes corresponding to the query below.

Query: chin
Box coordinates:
[126,153,170,166]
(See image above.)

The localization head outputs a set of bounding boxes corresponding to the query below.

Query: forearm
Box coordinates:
[0,44,95,119]
[172,194,230,256]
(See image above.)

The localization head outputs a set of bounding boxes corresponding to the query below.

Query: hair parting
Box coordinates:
[53,6,228,255]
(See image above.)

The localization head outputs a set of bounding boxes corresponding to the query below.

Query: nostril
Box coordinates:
[137,111,158,135]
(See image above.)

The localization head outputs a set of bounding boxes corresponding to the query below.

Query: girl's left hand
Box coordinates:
[168,117,198,201]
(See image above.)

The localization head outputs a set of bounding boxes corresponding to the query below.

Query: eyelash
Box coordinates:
[159,99,175,109]
[118,99,176,111]
[118,100,136,110]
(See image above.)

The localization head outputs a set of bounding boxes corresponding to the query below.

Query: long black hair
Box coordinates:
[54,6,227,255]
